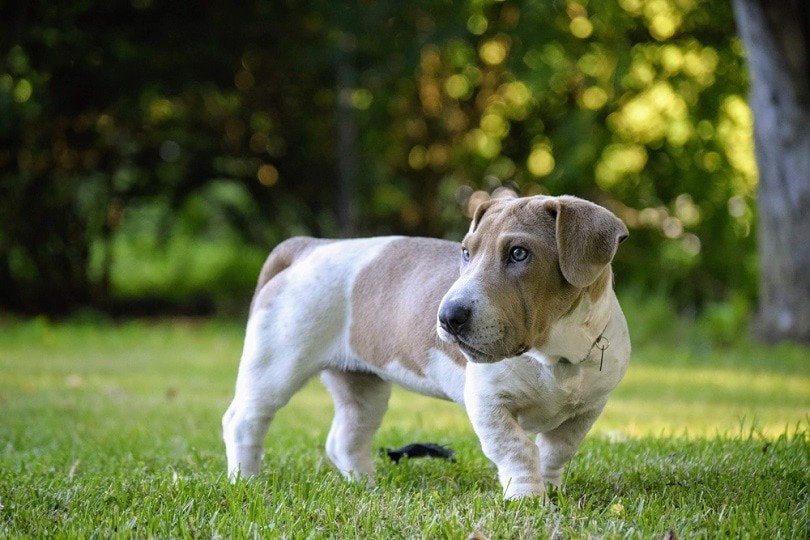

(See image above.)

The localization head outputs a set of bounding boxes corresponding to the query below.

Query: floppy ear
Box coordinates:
[545,196,629,288]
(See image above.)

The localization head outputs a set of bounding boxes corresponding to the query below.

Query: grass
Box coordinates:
[0,295,808,538]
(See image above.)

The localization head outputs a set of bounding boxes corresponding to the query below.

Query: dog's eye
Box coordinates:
[461,247,470,262]
[509,246,529,263]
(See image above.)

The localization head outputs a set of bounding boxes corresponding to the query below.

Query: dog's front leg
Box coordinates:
[465,393,544,499]
[470,404,544,499]
[536,403,605,487]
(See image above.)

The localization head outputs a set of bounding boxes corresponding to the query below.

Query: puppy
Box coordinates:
[222,193,630,499]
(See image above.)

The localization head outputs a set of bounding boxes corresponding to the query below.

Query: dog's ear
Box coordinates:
[544,196,629,288]
[469,198,496,233]
[469,189,516,232]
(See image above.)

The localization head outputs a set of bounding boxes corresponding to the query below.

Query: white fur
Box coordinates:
[366,354,465,403]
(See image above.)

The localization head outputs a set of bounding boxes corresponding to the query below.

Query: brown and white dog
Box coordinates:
[222,193,630,499]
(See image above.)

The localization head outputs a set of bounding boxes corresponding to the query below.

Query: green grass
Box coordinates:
[0,298,808,538]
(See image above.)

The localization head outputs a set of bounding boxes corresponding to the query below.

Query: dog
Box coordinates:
[222,193,630,499]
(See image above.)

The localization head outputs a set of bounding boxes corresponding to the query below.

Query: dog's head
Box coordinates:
[437,194,628,363]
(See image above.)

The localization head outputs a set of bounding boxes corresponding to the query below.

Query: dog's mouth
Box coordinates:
[457,340,498,363]
[456,339,528,364]
[438,322,527,363]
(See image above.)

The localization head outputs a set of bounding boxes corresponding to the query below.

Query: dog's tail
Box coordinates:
[249,236,333,314]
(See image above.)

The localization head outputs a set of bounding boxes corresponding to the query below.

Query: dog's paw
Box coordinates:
[502,481,546,500]
[335,468,375,486]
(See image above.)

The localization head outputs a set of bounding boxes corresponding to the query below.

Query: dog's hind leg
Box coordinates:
[222,313,319,481]
[222,396,273,481]
[321,369,391,483]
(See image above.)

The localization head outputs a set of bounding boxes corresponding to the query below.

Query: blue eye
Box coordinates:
[509,246,529,263]
[462,247,470,262]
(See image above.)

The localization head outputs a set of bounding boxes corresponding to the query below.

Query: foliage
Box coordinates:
[0,312,808,537]
[1,0,757,314]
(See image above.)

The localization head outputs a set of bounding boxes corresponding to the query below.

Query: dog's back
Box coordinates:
[250,237,334,314]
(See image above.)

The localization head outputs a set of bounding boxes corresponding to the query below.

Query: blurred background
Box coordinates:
[0,1,797,343]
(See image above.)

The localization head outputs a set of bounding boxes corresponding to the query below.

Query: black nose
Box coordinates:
[439,301,472,335]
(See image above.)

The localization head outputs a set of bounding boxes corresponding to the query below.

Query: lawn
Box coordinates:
[0,295,808,538]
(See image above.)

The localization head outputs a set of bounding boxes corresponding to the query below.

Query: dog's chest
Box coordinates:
[509,362,598,434]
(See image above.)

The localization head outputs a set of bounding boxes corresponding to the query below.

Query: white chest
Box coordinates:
[466,352,624,435]
[513,362,596,433]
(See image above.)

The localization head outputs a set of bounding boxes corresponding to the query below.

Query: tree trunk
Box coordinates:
[733,0,810,344]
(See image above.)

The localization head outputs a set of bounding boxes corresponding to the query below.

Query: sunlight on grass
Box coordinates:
[597,363,810,438]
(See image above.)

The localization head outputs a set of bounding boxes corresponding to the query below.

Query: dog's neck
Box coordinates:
[523,280,614,367]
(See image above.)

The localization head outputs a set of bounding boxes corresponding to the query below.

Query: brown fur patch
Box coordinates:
[350,238,465,373]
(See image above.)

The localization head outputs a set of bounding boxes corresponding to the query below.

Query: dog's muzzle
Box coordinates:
[438,299,471,337]
[438,300,528,363]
